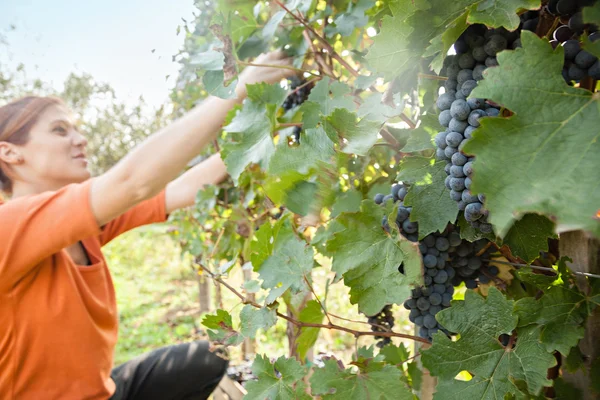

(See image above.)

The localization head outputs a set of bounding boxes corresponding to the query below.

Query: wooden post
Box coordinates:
[242,267,256,358]
[416,337,435,399]
[197,273,211,314]
[559,231,600,400]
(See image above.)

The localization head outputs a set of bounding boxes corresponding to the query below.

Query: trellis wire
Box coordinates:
[483,259,600,279]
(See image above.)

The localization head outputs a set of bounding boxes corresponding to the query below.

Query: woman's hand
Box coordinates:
[236,50,296,97]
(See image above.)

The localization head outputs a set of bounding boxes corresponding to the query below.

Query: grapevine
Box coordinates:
[168,0,600,398]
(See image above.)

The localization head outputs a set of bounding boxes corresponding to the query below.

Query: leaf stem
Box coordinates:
[237,61,319,77]
[197,264,431,344]
[303,276,333,325]
[273,0,360,77]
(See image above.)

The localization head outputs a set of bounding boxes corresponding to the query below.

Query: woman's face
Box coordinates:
[18,104,90,189]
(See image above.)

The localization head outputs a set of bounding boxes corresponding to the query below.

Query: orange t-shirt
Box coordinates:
[0,178,168,399]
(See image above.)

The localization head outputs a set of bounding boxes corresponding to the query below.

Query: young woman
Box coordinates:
[0,50,294,400]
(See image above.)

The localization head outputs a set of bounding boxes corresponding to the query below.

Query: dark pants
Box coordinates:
[109,341,229,400]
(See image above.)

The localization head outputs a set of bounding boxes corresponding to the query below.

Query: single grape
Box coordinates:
[424,254,438,268]
[436,93,455,111]
[450,177,466,191]
[484,35,508,56]
[589,60,600,80]
[450,165,466,178]
[568,64,585,81]
[450,189,463,201]
[465,202,483,221]
[458,53,476,69]
[445,146,458,159]
[461,80,478,97]
[439,110,452,127]
[472,64,487,81]
[449,118,469,133]
[435,237,450,252]
[374,193,385,204]
[451,152,468,166]
[423,314,437,329]
[434,270,449,284]
[464,125,477,139]
[556,0,577,15]
[465,279,478,289]
[429,305,442,315]
[442,292,452,307]
[462,190,479,204]
[575,50,597,69]
[562,40,581,60]
[396,207,410,223]
[450,99,471,120]
[457,69,474,85]
[468,109,487,127]
[472,46,488,62]
[402,219,419,234]
[554,25,574,42]
[463,161,474,177]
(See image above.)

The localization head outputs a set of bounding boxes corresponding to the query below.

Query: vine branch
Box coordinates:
[273,0,360,77]
[198,264,430,344]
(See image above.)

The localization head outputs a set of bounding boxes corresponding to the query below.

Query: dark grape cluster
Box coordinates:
[448,239,499,288]
[436,25,515,233]
[367,305,395,348]
[374,183,417,242]
[282,77,313,144]
[520,1,600,82]
[282,77,312,110]
[372,183,500,341]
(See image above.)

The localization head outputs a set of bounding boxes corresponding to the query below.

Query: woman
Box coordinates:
[0,50,294,400]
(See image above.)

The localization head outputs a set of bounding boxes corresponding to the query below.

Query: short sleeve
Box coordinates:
[0,179,101,291]
[98,189,168,247]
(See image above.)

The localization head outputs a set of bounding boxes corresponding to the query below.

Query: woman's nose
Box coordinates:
[73,130,88,147]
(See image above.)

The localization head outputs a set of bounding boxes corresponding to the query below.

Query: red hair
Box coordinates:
[0,96,65,195]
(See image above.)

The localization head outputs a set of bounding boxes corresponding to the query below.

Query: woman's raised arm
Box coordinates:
[90,51,294,226]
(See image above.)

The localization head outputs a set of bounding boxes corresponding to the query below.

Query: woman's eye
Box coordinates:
[54,126,67,135]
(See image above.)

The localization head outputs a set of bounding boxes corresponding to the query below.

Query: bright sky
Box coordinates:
[0,0,196,108]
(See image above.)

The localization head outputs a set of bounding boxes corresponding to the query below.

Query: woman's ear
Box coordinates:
[0,142,24,165]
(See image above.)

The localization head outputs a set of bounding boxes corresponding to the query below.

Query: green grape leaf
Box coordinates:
[283,181,318,216]
[583,2,600,27]
[203,70,239,99]
[357,92,404,124]
[325,200,422,315]
[250,216,290,271]
[396,155,435,183]
[325,0,372,37]
[502,214,555,263]
[269,126,336,175]
[190,49,225,70]
[515,278,589,355]
[467,0,541,30]
[296,300,324,360]
[324,109,382,156]
[222,83,287,183]
[422,288,556,398]
[379,343,410,365]
[307,77,355,116]
[309,359,413,399]
[240,304,278,339]
[399,158,459,238]
[465,31,600,238]
[244,355,311,400]
[262,10,286,40]
[259,233,314,304]
[365,14,418,81]
[399,127,435,153]
[202,309,244,346]
[331,190,363,218]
